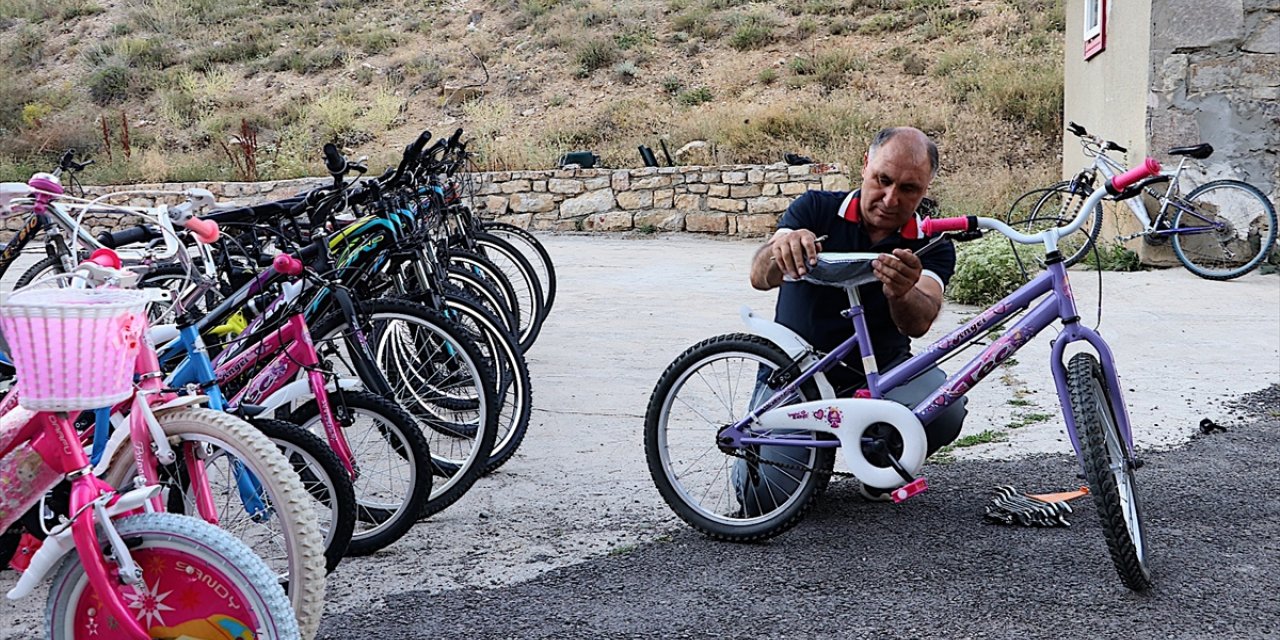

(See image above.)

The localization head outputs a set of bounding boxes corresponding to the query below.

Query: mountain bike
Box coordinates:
[1014,121,1276,279]
[646,158,1166,591]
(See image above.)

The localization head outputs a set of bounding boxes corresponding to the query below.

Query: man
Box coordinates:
[737,126,967,507]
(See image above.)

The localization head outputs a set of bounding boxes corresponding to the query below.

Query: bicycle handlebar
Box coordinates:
[1107,157,1162,194]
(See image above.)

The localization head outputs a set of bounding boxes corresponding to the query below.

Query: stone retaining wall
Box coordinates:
[4,163,850,239]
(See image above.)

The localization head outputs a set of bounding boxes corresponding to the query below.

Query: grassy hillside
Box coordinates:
[0,0,1064,213]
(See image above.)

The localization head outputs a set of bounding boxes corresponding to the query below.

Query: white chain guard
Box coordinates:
[755,398,927,489]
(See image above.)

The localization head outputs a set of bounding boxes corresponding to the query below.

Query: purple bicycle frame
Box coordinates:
[732,259,1136,469]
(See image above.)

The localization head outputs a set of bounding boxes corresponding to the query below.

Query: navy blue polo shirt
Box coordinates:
[774,190,956,389]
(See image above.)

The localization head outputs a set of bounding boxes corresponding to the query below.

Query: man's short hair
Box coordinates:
[868,127,939,177]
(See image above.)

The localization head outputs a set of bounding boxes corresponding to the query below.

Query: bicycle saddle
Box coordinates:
[1168,143,1213,160]
[800,252,881,289]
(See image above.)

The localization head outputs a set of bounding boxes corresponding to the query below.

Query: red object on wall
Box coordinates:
[1084,0,1107,60]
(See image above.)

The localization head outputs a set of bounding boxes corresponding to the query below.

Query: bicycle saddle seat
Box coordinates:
[1168,143,1213,160]
[800,252,881,289]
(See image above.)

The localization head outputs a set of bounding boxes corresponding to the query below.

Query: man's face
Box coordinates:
[859,140,933,234]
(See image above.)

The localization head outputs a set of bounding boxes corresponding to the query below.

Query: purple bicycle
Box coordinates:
[645,158,1166,591]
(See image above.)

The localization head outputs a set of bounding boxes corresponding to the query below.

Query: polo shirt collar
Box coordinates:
[835,189,924,240]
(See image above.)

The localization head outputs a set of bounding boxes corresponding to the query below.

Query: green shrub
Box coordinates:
[677,86,714,106]
[88,65,133,105]
[758,67,778,85]
[728,14,776,51]
[788,50,864,91]
[947,234,1037,306]
[661,75,684,95]
[575,38,618,74]
[1082,243,1143,271]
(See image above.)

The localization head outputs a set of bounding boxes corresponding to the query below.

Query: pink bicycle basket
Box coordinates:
[0,288,151,411]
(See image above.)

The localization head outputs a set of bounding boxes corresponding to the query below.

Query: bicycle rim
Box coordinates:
[1172,180,1278,279]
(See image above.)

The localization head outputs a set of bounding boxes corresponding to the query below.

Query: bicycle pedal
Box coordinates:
[890,477,928,504]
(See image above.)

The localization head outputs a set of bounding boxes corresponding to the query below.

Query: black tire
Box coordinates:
[1171,179,1278,280]
[252,418,355,573]
[442,266,519,339]
[1017,180,1103,267]
[644,333,833,542]
[13,255,64,289]
[307,297,499,520]
[481,222,557,316]
[288,391,433,556]
[448,250,524,345]
[472,231,547,346]
[1066,353,1153,591]
[441,290,532,474]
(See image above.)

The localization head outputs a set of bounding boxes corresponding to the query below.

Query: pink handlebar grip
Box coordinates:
[273,254,304,276]
[86,248,122,269]
[1109,157,1162,192]
[183,217,220,243]
[920,216,973,236]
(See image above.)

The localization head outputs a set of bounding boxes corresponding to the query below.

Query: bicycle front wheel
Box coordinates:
[1016,180,1103,267]
[1171,179,1278,280]
[481,222,557,316]
[46,512,298,640]
[101,407,327,639]
[645,333,833,542]
[1066,353,1152,591]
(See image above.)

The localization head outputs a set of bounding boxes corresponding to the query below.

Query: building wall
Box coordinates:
[1148,0,1279,205]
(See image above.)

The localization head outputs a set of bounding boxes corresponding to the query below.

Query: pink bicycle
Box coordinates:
[0,207,297,638]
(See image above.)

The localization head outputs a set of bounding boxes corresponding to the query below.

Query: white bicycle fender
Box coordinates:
[740,306,835,398]
[755,397,927,489]
[256,377,362,414]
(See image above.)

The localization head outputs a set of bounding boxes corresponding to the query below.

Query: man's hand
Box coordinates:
[770,229,824,279]
[873,248,922,299]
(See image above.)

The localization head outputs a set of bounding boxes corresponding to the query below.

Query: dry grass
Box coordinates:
[0,0,1065,195]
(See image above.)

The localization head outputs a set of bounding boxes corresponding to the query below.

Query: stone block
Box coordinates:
[493,213,533,228]
[763,183,780,196]
[583,211,634,231]
[654,188,674,209]
[559,189,616,217]
[736,214,780,237]
[634,210,684,231]
[1154,0,1244,50]
[674,193,704,211]
[548,178,583,195]
[632,176,672,190]
[533,180,547,192]
[501,180,531,194]
[687,183,709,194]
[747,169,765,183]
[685,212,728,233]
[483,195,509,216]
[616,190,654,210]
[708,184,730,197]
[707,197,745,212]
[1243,15,1279,54]
[509,192,556,213]
[612,170,630,192]
[747,197,792,214]
[582,176,610,190]
[629,167,658,178]
[491,172,511,182]
[787,165,811,177]
[764,171,787,181]
[780,182,808,195]
[701,172,721,183]
[730,184,762,198]
[821,174,852,191]
[1153,54,1189,95]
[722,171,747,184]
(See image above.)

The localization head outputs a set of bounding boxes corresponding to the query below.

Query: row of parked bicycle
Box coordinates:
[0,129,551,638]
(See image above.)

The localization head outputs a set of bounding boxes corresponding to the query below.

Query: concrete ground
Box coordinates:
[0,234,1276,638]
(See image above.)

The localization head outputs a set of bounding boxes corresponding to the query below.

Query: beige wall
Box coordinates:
[1062,0,1154,185]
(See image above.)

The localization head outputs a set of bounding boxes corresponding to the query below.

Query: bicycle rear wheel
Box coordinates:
[645,334,833,542]
[1066,353,1152,591]
[1171,179,1277,280]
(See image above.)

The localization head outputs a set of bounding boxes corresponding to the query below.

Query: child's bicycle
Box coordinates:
[0,208,298,637]
[644,159,1167,591]
[1015,121,1276,279]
